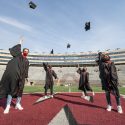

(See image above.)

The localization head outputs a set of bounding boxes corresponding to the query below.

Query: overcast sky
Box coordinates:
[0,0,125,54]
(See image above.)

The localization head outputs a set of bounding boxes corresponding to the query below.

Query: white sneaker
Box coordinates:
[92,92,95,96]
[50,95,53,98]
[84,96,90,101]
[117,106,123,114]
[15,104,23,110]
[4,105,10,114]
[44,95,48,99]
[81,95,85,98]
[106,105,112,112]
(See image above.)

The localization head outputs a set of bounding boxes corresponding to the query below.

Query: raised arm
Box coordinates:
[9,37,24,57]
[77,68,81,74]
[43,62,48,71]
[19,36,24,45]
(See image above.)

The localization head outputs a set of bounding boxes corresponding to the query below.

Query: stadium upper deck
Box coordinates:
[0,49,125,66]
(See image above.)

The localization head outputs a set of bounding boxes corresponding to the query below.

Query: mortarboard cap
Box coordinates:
[85,22,90,31]
[50,49,54,54]
[29,1,37,9]
[67,43,71,48]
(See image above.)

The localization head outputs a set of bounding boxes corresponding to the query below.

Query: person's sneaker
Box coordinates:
[84,96,93,102]
[50,95,53,98]
[44,95,48,99]
[4,105,10,114]
[92,91,95,96]
[106,105,112,112]
[117,106,123,114]
[15,104,23,110]
[81,95,85,98]
[84,96,90,101]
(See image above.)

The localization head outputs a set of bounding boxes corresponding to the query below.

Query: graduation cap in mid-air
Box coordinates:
[50,49,54,54]
[85,22,90,31]
[67,43,71,48]
[29,1,37,9]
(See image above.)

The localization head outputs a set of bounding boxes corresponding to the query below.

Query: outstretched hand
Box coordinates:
[77,63,80,68]
[19,36,24,44]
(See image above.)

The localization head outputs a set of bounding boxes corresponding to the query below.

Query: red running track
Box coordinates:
[0,93,125,125]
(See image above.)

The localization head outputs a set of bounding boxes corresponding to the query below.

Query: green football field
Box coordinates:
[24,85,125,95]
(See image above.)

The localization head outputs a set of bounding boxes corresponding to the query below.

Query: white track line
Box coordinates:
[23,92,105,94]
[23,92,125,98]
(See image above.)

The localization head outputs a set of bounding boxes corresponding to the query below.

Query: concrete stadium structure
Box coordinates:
[0,48,125,86]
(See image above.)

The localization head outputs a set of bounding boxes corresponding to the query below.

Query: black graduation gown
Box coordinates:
[77,68,83,90]
[99,61,119,95]
[43,63,57,89]
[0,44,29,98]
[85,72,92,90]
[77,68,92,91]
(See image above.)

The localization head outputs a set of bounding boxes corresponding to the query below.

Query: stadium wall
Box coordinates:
[0,65,125,86]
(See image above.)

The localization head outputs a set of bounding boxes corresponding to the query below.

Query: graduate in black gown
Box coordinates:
[96,52,123,113]
[43,63,57,98]
[0,38,29,114]
[77,67,94,102]
[85,68,95,95]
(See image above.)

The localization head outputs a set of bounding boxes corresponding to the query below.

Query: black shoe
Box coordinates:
[90,96,94,103]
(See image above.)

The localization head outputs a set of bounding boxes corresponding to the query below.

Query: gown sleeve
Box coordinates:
[43,63,48,71]
[110,62,118,85]
[25,59,29,78]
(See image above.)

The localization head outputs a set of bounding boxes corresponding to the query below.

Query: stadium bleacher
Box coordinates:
[0,49,125,86]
